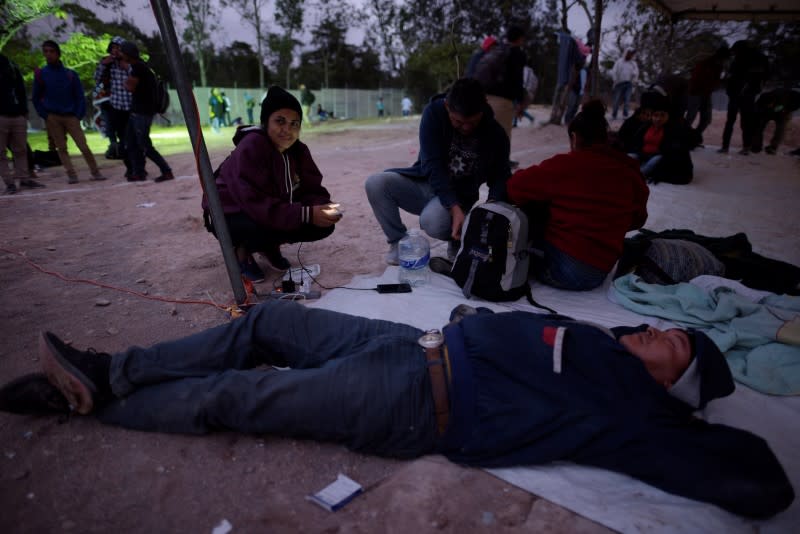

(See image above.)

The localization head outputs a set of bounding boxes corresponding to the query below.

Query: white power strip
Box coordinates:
[270,290,321,300]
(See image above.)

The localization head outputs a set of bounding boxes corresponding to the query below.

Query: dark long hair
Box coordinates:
[567,99,608,147]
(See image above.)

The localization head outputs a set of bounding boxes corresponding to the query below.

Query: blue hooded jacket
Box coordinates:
[32,62,87,119]
[441,311,793,519]
[386,93,509,210]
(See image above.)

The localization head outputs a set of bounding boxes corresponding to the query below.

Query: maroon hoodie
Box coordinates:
[202,126,330,231]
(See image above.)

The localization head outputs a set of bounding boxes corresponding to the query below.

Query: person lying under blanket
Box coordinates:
[0,301,793,519]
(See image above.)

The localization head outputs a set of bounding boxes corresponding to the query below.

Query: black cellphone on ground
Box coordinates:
[376,283,412,294]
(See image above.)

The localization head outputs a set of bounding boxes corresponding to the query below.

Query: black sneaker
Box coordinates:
[0,373,70,415]
[39,332,112,414]
[20,179,46,189]
[154,171,175,183]
[3,184,17,195]
[261,246,290,271]
[716,147,729,154]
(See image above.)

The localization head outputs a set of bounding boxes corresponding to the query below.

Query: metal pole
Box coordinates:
[590,0,603,97]
[149,0,247,305]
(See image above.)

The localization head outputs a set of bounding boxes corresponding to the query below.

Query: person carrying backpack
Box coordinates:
[472,26,527,142]
[507,100,649,290]
[120,41,173,183]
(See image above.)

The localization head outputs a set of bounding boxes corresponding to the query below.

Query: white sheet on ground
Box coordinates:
[310,266,800,534]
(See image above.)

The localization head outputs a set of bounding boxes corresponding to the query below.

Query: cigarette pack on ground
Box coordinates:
[306,473,363,512]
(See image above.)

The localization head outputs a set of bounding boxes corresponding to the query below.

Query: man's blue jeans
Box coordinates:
[127,113,171,177]
[365,171,453,243]
[98,301,439,458]
[612,82,633,118]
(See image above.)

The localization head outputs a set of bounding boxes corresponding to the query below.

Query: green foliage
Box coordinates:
[0,0,65,51]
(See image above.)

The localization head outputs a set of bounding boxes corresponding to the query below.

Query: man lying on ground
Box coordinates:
[0,301,793,519]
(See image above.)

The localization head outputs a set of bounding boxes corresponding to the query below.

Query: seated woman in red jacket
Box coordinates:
[201,86,340,282]
[507,100,649,290]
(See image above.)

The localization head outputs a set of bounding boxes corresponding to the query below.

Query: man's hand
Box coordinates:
[449,204,465,240]
[101,55,113,66]
[312,204,341,227]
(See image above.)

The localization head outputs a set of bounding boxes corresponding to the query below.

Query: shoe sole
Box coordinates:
[39,332,96,414]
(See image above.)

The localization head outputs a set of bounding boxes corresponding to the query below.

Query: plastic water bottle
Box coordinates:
[398,229,430,287]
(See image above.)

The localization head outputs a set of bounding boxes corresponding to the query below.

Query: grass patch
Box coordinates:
[25,115,410,158]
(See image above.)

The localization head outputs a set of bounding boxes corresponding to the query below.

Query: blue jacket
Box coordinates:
[442,311,793,518]
[386,94,509,210]
[32,62,87,119]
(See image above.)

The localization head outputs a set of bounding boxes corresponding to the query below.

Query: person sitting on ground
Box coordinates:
[316,104,328,121]
[365,78,510,265]
[507,100,649,291]
[613,104,651,153]
[628,91,694,185]
[201,86,339,281]
[0,300,793,519]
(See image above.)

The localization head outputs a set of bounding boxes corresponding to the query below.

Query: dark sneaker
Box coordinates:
[3,184,17,195]
[765,146,777,155]
[39,332,112,414]
[20,179,46,189]
[154,171,175,183]
[90,172,107,181]
[238,255,265,283]
[447,240,461,261]
[0,373,70,415]
[738,148,750,155]
[716,147,728,154]
[67,175,79,184]
[261,246,290,271]
[429,256,454,276]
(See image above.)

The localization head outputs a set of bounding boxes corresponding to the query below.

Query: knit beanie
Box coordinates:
[669,329,734,410]
[260,86,303,125]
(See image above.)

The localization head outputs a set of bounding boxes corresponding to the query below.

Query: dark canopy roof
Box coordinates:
[645,0,800,21]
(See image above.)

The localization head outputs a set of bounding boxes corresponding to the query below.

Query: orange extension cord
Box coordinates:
[1,246,255,318]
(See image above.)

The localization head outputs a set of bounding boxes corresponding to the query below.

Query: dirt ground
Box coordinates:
[0,108,797,533]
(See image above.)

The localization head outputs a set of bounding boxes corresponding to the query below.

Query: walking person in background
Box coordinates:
[244,92,255,124]
[222,91,232,126]
[120,41,173,183]
[1,53,45,194]
[611,49,639,120]
[377,97,385,117]
[299,84,315,126]
[209,88,225,133]
[718,41,769,155]
[685,45,729,148]
[32,40,106,184]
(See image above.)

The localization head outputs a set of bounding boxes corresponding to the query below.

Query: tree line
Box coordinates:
[2,0,798,113]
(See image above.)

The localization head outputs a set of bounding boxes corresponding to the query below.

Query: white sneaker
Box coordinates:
[385,243,399,265]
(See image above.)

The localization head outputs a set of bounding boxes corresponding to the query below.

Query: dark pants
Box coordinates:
[109,107,131,170]
[98,301,438,457]
[220,211,335,253]
[685,94,712,137]
[721,93,757,150]
[126,113,171,177]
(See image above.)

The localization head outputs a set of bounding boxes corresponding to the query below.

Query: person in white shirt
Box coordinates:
[611,49,639,119]
[401,96,413,116]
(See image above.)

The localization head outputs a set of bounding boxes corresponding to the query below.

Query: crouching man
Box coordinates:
[365,78,510,264]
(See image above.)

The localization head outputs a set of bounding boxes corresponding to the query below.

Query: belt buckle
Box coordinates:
[419,329,443,349]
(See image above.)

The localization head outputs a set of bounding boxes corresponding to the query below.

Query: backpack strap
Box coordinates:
[523,284,557,314]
